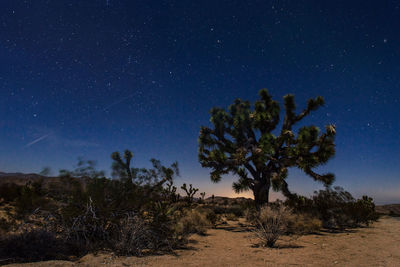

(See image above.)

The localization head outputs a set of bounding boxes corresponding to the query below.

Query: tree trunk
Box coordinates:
[253,179,270,210]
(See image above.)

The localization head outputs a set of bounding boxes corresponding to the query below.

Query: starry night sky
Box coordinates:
[1,1,399,203]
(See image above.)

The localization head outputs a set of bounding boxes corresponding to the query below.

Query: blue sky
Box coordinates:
[0,0,399,204]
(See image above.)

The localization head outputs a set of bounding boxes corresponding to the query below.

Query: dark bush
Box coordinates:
[0,153,205,262]
[14,181,51,217]
[348,195,379,226]
[211,205,226,215]
[225,205,244,217]
[0,228,74,264]
[286,187,378,229]
[204,208,220,226]
[0,218,13,233]
[0,183,21,203]
[113,214,153,256]
[210,204,243,217]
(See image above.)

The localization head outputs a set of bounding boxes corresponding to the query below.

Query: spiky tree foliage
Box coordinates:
[198,89,336,208]
[181,183,199,203]
[59,158,105,179]
[111,150,135,181]
[165,181,178,202]
[111,149,179,188]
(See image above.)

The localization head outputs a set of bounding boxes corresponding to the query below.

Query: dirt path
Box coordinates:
[7,217,400,267]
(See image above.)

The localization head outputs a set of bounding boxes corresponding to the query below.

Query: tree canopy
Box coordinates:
[198,89,336,207]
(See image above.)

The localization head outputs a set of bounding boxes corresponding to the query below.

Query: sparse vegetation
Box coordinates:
[0,94,382,265]
[0,151,214,264]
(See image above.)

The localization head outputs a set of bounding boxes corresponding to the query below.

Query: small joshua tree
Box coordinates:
[181,183,199,203]
[111,150,135,181]
[111,149,179,188]
[200,192,206,200]
[59,158,105,179]
[198,89,336,208]
[165,181,178,202]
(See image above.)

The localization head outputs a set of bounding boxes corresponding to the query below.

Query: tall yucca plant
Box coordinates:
[198,89,336,208]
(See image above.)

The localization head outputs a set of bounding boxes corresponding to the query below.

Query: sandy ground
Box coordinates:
[6,216,400,267]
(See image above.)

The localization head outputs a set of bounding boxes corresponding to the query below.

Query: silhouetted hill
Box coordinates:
[0,172,89,194]
[0,172,48,185]
[376,204,400,216]
[204,196,253,205]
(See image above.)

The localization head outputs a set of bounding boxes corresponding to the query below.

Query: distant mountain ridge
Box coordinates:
[376,204,400,216]
[0,172,45,178]
[0,171,60,187]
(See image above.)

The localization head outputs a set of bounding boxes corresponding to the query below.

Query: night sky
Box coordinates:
[1,1,399,204]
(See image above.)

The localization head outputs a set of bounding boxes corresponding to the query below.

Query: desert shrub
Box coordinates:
[211,205,226,215]
[238,199,256,211]
[225,213,238,221]
[59,201,184,256]
[203,208,220,226]
[175,208,212,236]
[349,195,379,226]
[0,183,21,203]
[146,202,188,251]
[312,187,379,228]
[0,228,73,264]
[286,187,378,229]
[389,210,400,217]
[14,182,50,217]
[0,180,50,217]
[210,204,243,217]
[225,205,244,217]
[62,198,111,253]
[252,205,291,247]
[113,213,153,256]
[0,218,13,233]
[286,213,322,234]
[244,208,258,223]
[60,196,191,256]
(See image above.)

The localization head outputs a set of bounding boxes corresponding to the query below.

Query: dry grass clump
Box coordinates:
[114,213,153,256]
[252,205,291,247]
[225,213,239,221]
[286,213,322,234]
[244,208,258,223]
[174,208,213,236]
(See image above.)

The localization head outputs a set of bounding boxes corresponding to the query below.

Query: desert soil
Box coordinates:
[6,216,400,267]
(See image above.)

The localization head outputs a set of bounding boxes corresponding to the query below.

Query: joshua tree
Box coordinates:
[198,89,336,208]
[39,166,52,176]
[165,181,178,202]
[111,149,179,188]
[59,157,105,179]
[111,150,134,181]
[200,192,206,200]
[181,183,199,203]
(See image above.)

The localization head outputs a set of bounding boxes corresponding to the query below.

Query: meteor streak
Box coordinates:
[25,134,50,147]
